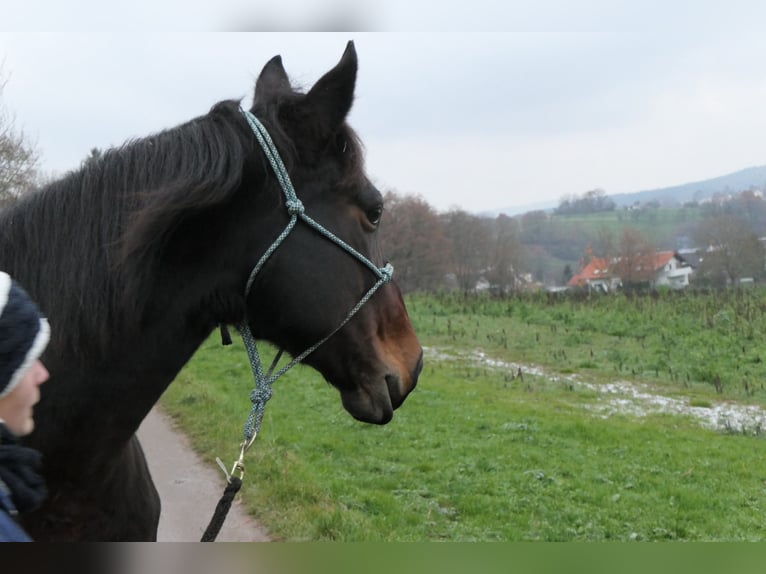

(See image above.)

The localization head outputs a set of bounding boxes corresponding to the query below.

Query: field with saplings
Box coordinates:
[162,289,766,541]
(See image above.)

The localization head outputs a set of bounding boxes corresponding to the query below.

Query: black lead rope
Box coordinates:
[201,476,243,542]
[220,324,233,346]
[199,325,240,542]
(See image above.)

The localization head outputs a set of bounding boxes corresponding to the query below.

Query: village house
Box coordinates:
[568,251,693,291]
[566,257,619,293]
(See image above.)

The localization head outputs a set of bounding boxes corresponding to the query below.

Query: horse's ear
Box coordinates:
[254,55,292,102]
[304,41,358,130]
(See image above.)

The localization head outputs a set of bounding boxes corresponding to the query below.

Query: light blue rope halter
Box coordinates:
[220,108,394,480]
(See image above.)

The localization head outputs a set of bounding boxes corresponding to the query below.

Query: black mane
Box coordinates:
[0,100,253,358]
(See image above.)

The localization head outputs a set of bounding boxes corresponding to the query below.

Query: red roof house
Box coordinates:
[569,251,692,291]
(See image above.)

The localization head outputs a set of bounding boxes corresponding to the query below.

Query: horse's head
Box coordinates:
[241,42,422,424]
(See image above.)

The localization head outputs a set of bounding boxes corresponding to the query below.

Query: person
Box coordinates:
[0,271,50,542]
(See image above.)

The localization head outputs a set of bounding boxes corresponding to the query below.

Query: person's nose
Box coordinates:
[35,360,50,385]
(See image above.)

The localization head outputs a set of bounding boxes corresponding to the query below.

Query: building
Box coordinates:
[566,257,620,293]
[568,251,693,291]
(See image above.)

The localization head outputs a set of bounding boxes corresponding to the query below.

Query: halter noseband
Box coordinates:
[231,107,393,464]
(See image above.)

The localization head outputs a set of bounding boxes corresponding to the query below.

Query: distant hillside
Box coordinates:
[610,165,766,207]
[482,200,557,218]
[487,165,766,217]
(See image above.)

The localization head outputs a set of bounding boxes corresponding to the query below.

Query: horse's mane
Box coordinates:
[0,100,254,359]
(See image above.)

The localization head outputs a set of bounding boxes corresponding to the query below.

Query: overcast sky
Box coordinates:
[2,2,766,213]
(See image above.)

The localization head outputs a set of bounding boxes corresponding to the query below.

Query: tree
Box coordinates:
[692,214,765,286]
[444,209,492,292]
[378,191,450,293]
[562,263,573,285]
[611,227,655,288]
[555,188,615,215]
[485,214,524,294]
[519,210,549,244]
[592,225,616,259]
[0,68,39,207]
[82,147,103,168]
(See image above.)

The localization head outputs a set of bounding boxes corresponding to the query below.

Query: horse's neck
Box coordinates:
[33,314,213,471]
[14,205,221,462]
[4,164,251,467]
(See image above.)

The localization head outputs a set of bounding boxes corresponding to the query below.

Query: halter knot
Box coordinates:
[286,199,304,215]
[250,385,273,406]
[380,262,394,283]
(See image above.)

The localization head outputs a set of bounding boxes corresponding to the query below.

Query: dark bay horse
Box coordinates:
[0,41,423,541]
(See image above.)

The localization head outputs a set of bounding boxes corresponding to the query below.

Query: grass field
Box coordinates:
[160,290,766,541]
[521,205,706,282]
[549,206,704,247]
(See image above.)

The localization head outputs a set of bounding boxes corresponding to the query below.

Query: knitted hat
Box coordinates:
[0,272,50,400]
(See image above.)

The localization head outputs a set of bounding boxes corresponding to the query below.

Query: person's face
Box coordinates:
[0,360,49,437]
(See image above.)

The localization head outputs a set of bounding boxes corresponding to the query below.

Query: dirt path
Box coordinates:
[137,408,270,542]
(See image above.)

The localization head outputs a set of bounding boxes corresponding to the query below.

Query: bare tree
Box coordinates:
[692,214,765,286]
[379,191,450,293]
[0,66,40,207]
[519,210,548,244]
[612,227,655,287]
[486,214,524,294]
[444,209,492,292]
[592,225,616,259]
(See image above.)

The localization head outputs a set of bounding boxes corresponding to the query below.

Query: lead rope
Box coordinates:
[201,109,393,542]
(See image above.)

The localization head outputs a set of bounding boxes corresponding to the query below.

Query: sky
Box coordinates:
[2,2,766,213]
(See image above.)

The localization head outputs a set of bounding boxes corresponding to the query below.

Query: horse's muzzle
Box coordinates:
[387,348,423,409]
[342,348,423,425]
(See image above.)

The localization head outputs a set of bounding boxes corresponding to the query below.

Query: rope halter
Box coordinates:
[227,107,394,474]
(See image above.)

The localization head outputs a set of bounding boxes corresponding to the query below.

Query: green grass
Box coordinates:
[408,290,766,404]
[549,206,704,247]
[160,290,766,540]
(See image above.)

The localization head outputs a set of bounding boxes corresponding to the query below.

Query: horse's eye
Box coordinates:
[366,206,383,226]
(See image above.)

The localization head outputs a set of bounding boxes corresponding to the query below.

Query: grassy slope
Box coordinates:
[548,206,703,245]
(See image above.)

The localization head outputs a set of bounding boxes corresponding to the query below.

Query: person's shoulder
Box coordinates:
[0,482,31,542]
[0,507,32,542]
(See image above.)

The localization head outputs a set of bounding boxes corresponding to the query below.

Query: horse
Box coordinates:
[0,41,423,541]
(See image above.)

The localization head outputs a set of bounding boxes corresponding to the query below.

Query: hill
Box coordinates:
[488,165,766,217]
[610,165,766,207]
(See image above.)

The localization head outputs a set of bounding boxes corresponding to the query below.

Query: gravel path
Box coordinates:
[137,408,270,542]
